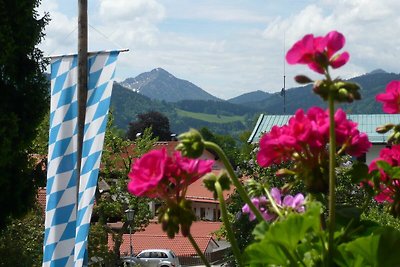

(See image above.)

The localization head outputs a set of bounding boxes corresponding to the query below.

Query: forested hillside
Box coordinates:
[245,71,400,114]
[110,70,400,137]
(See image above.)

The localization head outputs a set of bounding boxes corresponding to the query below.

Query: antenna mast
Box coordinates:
[282,33,286,114]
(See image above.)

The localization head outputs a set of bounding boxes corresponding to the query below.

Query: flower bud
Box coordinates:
[376,124,395,134]
[388,131,400,145]
[295,75,313,84]
[338,88,349,100]
[203,172,231,199]
[176,129,205,158]
[313,80,330,101]
[276,168,296,176]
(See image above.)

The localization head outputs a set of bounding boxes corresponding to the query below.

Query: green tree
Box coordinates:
[89,115,158,265]
[199,127,239,166]
[127,111,172,141]
[0,205,44,266]
[0,0,49,227]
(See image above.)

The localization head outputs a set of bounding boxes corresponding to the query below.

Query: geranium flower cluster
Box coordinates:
[369,145,400,208]
[286,30,349,74]
[257,107,371,192]
[257,107,371,168]
[128,148,214,199]
[242,188,305,222]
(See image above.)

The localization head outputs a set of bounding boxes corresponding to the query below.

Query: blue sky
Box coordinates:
[38,0,400,99]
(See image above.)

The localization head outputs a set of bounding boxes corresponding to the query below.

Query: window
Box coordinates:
[160,252,168,258]
[138,252,150,258]
[200,208,206,219]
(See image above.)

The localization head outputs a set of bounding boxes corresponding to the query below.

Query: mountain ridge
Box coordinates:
[110,68,400,136]
[119,67,220,103]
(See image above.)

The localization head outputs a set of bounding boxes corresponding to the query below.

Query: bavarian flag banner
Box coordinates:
[43,50,120,267]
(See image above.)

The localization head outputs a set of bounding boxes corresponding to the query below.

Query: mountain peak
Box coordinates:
[118,68,219,102]
[151,67,169,74]
[368,69,387,75]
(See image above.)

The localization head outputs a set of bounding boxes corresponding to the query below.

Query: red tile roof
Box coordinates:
[185,176,232,203]
[110,221,223,256]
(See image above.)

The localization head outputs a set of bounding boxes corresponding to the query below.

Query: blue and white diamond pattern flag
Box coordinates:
[43,51,120,267]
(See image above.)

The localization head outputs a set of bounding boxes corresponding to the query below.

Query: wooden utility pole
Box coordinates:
[77,0,88,201]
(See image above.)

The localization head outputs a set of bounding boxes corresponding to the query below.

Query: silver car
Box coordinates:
[122,249,180,267]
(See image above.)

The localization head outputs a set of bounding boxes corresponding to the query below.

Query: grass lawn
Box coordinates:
[176,109,245,124]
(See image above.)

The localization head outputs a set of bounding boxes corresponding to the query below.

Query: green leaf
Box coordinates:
[244,202,323,266]
[336,205,362,229]
[387,166,400,179]
[245,241,289,266]
[252,221,269,241]
[346,161,369,184]
[338,226,400,266]
[376,160,392,173]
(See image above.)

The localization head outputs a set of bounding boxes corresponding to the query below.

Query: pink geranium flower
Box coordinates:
[376,80,400,114]
[128,149,214,199]
[368,145,400,203]
[286,30,349,73]
[257,107,371,169]
[128,148,168,198]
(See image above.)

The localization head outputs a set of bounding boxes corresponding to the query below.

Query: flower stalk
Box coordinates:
[327,80,337,266]
[263,187,283,218]
[188,232,211,267]
[215,181,243,266]
[204,141,265,222]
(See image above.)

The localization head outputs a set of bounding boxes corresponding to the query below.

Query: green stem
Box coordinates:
[327,88,336,266]
[264,187,283,218]
[204,141,265,222]
[188,232,211,267]
[215,181,243,267]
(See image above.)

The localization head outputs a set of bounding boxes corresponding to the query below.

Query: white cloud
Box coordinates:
[261,0,400,91]
[37,1,77,56]
[38,0,400,99]
[99,0,165,23]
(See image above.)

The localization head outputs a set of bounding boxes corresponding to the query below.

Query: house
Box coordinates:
[147,141,230,221]
[37,140,232,264]
[248,113,400,165]
[109,141,232,263]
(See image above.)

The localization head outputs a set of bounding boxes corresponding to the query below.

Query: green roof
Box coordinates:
[248,114,400,144]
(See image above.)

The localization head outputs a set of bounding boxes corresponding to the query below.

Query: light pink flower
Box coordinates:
[242,196,276,221]
[376,81,400,114]
[242,188,305,222]
[283,194,305,213]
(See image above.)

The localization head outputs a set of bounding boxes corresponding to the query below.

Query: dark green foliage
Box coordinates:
[247,71,400,115]
[110,83,174,130]
[199,127,239,166]
[0,0,49,228]
[0,205,44,266]
[227,90,272,105]
[127,111,172,141]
